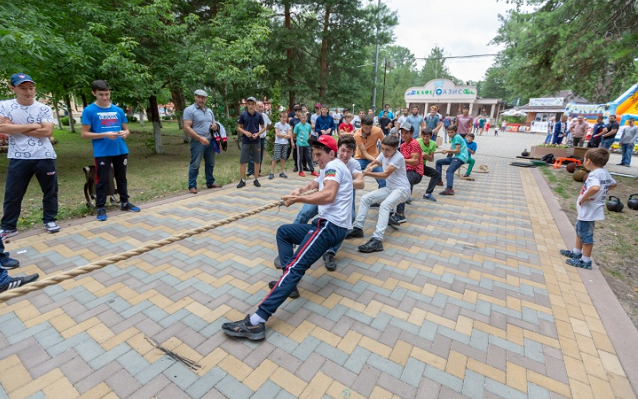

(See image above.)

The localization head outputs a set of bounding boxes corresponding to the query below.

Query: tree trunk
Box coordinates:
[285,3,295,110]
[138,107,145,127]
[170,88,188,142]
[81,93,88,108]
[53,97,63,130]
[64,95,76,133]
[148,95,163,154]
[319,6,331,102]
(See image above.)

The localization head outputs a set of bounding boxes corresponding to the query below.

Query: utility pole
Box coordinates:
[371,0,381,114]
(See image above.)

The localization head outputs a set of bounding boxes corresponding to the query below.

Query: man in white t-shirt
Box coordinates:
[346,135,411,253]
[248,101,271,177]
[0,73,60,241]
[222,135,353,341]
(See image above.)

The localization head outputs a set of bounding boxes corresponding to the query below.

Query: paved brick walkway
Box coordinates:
[0,156,636,398]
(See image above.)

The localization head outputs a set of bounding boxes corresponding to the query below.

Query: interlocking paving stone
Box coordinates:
[0,157,636,398]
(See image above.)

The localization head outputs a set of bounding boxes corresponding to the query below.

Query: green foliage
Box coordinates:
[60,116,76,126]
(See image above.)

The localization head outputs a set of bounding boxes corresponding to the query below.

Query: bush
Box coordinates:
[60,116,76,126]
[162,115,172,121]
[127,115,138,122]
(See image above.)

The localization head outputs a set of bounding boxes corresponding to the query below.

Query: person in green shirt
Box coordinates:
[435,125,467,195]
[416,128,441,202]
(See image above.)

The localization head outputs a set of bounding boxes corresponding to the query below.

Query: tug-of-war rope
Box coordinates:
[0,195,307,302]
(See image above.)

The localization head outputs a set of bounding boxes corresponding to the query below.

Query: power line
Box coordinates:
[415,53,499,60]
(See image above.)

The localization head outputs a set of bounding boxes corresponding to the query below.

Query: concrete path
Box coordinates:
[0,140,637,398]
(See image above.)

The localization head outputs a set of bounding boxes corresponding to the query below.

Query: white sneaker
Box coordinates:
[0,229,18,242]
[44,222,61,234]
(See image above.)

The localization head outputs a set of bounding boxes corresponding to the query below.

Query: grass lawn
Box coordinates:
[0,122,289,231]
[539,164,638,328]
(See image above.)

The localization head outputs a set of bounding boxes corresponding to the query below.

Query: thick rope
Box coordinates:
[0,199,291,301]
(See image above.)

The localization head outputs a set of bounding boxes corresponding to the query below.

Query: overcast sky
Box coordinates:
[386,0,517,83]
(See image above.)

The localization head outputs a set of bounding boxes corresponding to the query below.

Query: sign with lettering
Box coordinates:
[529,98,563,107]
[405,79,477,102]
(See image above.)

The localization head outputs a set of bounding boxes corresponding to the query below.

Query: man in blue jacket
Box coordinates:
[552,115,568,145]
[314,105,335,137]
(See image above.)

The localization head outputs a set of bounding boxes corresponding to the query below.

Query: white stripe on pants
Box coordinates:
[354,187,410,241]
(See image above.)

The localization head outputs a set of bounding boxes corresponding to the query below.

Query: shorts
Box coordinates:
[575,220,595,245]
[240,143,261,164]
[273,143,289,161]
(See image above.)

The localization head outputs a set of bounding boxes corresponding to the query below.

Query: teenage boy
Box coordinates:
[0,240,39,293]
[379,111,392,136]
[560,148,616,270]
[352,110,365,130]
[183,89,220,194]
[81,80,140,221]
[314,105,336,138]
[339,114,354,135]
[0,73,59,240]
[354,115,386,188]
[391,123,423,225]
[293,113,317,177]
[435,125,467,195]
[237,97,265,188]
[455,105,474,139]
[269,111,291,179]
[222,135,352,341]
[346,135,410,253]
[416,128,441,202]
[464,133,477,177]
[311,103,321,130]
[248,101,271,178]
[289,106,302,171]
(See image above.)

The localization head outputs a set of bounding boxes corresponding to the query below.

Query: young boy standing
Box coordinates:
[464,133,477,177]
[269,112,291,179]
[81,80,140,221]
[293,114,317,177]
[560,148,617,269]
[346,135,411,253]
[435,125,467,195]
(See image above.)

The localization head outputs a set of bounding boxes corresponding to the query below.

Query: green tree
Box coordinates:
[419,46,462,85]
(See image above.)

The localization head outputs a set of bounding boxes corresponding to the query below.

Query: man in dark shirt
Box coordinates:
[379,111,392,136]
[600,114,619,150]
[237,97,265,188]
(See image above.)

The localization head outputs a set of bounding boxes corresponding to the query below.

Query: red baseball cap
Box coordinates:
[310,135,338,153]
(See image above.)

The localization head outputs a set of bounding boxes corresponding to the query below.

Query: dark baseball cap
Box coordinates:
[10,73,35,86]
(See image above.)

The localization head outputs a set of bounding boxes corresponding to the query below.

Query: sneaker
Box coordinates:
[422,193,438,202]
[269,173,275,180]
[370,203,380,208]
[311,171,319,177]
[274,255,282,269]
[559,249,582,259]
[345,227,364,239]
[323,252,337,271]
[388,214,401,227]
[463,174,471,178]
[436,181,444,186]
[299,171,306,177]
[253,179,261,187]
[268,281,300,298]
[566,258,592,270]
[121,202,141,212]
[237,180,246,188]
[393,213,407,224]
[279,173,288,178]
[406,198,412,205]
[96,207,107,221]
[44,222,61,233]
[0,252,20,270]
[440,188,455,195]
[358,238,384,253]
[0,273,39,293]
[0,229,18,242]
[617,163,625,166]
[293,167,298,172]
[303,167,310,172]
[221,314,266,341]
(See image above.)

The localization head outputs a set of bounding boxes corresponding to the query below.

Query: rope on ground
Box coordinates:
[0,193,312,302]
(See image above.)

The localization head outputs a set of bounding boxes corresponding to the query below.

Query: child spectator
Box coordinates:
[293,113,318,177]
[269,111,291,179]
[560,148,616,269]
[379,111,392,136]
[464,133,477,178]
[435,125,467,195]
[416,128,441,202]
[339,114,354,135]
[346,135,410,253]
[290,106,302,172]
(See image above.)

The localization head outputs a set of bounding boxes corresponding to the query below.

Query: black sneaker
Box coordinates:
[406,198,412,205]
[121,202,141,212]
[0,252,20,270]
[323,252,337,271]
[221,314,265,340]
[254,179,261,187]
[370,203,380,208]
[293,167,298,172]
[559,249,582,259]
[440,188,455,195]
[268,281,300,298]
[237,180,246,188]
[274,255,282,269]
[388,214,401,227]
[358,238,384,253]
[0,273,39,293]
[269,173,275,180]
[393,213,407,224]
[345,227,364,239]
[279,173,288,178]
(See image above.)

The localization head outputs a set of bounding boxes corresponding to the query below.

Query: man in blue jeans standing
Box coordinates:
[222,135,352,341]
[435,125,467,196]
[0,240,39,293]
[0,73,60,241]
[183,89,221,194]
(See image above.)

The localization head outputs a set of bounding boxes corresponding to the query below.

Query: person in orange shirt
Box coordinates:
[354,115,386,188]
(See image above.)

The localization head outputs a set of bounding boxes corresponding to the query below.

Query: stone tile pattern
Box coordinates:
[0,158,635,399]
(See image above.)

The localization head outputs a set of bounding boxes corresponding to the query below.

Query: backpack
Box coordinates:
[443,117,451,128]
[540,153,556,164]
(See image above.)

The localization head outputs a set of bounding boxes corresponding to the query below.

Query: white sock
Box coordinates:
[573,248,582,255]
[582,256,592,263]
[250,313,265,325]
[241,179,246,182]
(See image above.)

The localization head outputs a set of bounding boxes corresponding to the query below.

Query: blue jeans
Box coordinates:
[357,159,386,188]
[188,139,216,189]
[621,143,633,165]
[248,137,266,176]
[601,137,615,150]
[256,219,346,321]
[552,133,565,145]
[544,132,553,144]
[2,158,58,230]
[435,157,464,189]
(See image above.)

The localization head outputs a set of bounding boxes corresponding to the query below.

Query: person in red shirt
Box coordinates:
[390,122,423,225]
[339,114,354,135]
